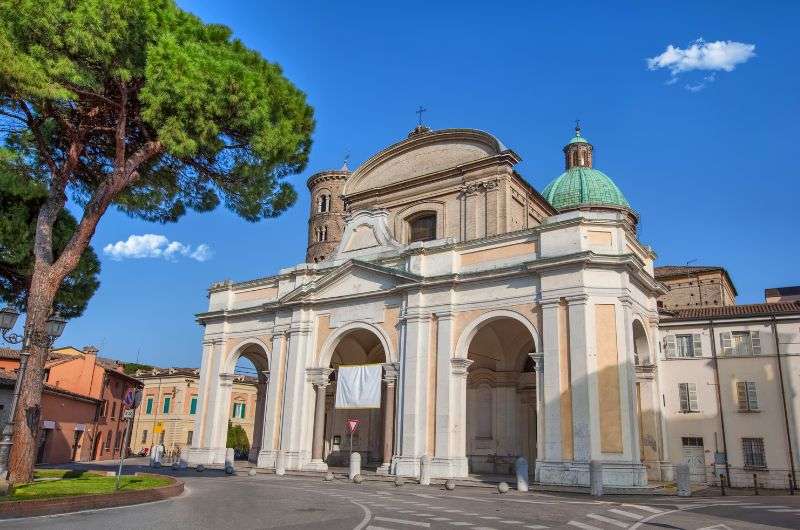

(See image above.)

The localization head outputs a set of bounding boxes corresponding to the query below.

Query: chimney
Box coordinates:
[83,345,99,356]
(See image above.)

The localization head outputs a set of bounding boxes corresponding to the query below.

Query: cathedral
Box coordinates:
[187,124,800,488]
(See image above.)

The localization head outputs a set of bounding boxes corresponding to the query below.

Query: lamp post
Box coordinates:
[0,307,67,483]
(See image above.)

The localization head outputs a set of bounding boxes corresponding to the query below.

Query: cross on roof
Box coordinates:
[416,105,427,126]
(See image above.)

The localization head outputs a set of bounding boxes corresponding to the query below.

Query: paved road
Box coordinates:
[3,465,799,529]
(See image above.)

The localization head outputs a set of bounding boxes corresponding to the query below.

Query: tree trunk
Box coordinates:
[7,267,58,485]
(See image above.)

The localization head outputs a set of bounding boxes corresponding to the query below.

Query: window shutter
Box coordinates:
[720,332,733,356]
[750,331,762,355]
[692,334,703,357]
[747,382,759,410]
[737,382,748,410]
[241,403,246,418]
[688,383,699,411]
[665,335,677,358]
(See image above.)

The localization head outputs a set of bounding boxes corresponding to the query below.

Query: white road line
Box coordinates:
[524,526,548,529]
[567,522,602,530]
[499,521,523,525]
[351,499,373,530]
[366,526,393,530]
[449,523,474,526]
[473,527,499,530]
[374,516,431,528]
[751,505,788,509]
[607,509,643,520]
[480,516,501,520]
[768,508,800,512]
[621,504,663,514]
[587,513,628,528]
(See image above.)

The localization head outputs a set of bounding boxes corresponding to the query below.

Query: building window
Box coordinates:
[737,382,759,412]
[678,383,699,412]
[187,431,194,445]
[111,402,117,419]
[315,225,328,242]
[190,396,198,415]
[141,430,148,444]
[104,430,112,450]
[409,213,436,243]
[665,334,702,358]
[99,400,107,418]
[317,194,331,213]
[721,330,762,356]
[681,436,704,447]
[145,397,153,415]
[162,396,171,414]
[232,402,246,419]
[742,438,766,469]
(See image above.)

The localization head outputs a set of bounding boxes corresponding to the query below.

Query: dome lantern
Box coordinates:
[563,121,593,170]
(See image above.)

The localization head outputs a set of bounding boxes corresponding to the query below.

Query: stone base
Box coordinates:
[393,455,420,478]
[284,450,311,471]
[187,447,226,465]
[430,456,469,479]
[257,450,277,469]
[643,460,673,482]
[537,460,648,488]
[302,459,329,472]
[376,462,392,475]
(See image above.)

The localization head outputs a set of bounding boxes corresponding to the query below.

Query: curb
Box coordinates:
[0,473,184,519]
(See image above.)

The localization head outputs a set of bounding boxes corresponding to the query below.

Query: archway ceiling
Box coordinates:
[467,318,534,371]
[331,328,386,367]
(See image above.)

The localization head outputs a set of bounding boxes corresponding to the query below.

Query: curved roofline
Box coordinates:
[343,128,513,196]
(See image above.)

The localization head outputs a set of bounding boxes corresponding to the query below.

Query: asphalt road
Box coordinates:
[3,464,800,529]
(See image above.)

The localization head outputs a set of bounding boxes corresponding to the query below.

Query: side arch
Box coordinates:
[223,337,272,374]
[454,308,542,360]
[317,320,397,368]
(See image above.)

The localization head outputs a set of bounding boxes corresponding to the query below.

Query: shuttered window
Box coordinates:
[737,382,759,411]
[145,397,153,415]
[742,438,766,468]
[679,383,699,412]
[409,214,436,243]
[190,396,198,415]
[721,331,762,356]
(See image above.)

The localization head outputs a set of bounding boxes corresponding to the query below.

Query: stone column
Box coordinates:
[188,338,224,465]
[450,357,473,475]
[213,373,236,463]
[530,352,545,478]
[378,363,399,474]
[249,370,270,462]
[539,300,563,463]
[304,367,333,471]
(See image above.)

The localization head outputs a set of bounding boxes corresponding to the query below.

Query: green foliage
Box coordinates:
[226,420,250,454]
[122,362,153,375]
[6,470,171,500]
[0,0,314,223]
[0,156,100,318]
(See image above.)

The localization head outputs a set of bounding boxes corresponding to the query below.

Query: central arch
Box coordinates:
[223,340,270,463]
[459,311,539,475]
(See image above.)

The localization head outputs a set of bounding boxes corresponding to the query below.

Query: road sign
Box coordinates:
[123,388,143,409]
[153,421,164,433]
[123,409,135,420]
[346,419,360,434]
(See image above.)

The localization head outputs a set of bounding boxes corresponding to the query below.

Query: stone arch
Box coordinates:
[632,317,651,365]
[223,337,272,374]
[392,201,446,243]
[317,321,396,369]
[455,308,541,361]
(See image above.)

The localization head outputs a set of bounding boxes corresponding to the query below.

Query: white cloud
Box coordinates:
[103,234,213,262]
[647,38,755,91]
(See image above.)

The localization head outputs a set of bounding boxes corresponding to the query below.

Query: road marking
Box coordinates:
[567,522,602,530]
[366,527,394,530]
[444,509,464,513]
[751,505,788,509]
[622,504,663,514]
[607,509,643,520]
[587,513,628,528]
[480,516,501,520]
[433,517,452,521]
[524,526,548,529]
[351,499,373,530]
[499,521,523,524]
[768,508,800,512]
[449,523,474,526]
[374,516,431,528]
[472,527,499,530]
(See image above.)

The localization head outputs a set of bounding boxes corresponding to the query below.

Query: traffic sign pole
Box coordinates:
[115,389,142,490]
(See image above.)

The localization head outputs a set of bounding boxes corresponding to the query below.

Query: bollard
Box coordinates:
[275,450,286,476]
[497,482,509,494]
[394,476,404,487]
[590,460,603,497]
[349,452,361,480]
[790,473,796,495]
[675,463,691,497]
[179,446,189,469]
[353,474,364,484]
[515,457,529,492]
[420,455,432,486]
[445,479,456,491]
[753,474,759,495]
[225,448,235,470]
[719,473,726,496]
[248,468,257,477]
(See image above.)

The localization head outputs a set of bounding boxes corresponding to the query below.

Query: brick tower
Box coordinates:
[305,164,349,263]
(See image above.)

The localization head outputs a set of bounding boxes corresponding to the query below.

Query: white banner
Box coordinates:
[335,364,382,409]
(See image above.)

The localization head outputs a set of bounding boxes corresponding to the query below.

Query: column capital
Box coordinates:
[306,367,334,386]
[203,337,224,347]
[382,362,400,383]
[259,370,271,384]
[529,352,544,372]
[450,358,474,377]
[538,297,562,308]
[565,294,589,305]
[618,295,634,308]
[219,372,236,387]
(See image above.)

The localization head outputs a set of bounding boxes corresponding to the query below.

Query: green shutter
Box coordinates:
[163,396,170,414]
[240,403,246,419]
[145,397,153,414]
[190,397,197,415]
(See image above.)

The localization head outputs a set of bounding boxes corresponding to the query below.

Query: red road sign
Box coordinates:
[346,419,361,434]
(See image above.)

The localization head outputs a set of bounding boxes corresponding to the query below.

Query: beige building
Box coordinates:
[655,266,738,310]
[130,367,259,459]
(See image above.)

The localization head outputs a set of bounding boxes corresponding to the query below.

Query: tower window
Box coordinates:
[409,213,436,243]
[315,225,328,242]
[317,194,331,213]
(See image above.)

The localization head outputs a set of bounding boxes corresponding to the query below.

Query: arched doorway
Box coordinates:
[225,342,270,464]
[632,320,650,366]
[323,328,387,469]
[465,316,537,475]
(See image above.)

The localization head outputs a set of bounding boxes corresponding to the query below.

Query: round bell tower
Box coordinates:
[305,164,349,263]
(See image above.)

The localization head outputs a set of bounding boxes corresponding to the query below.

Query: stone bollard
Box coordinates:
[324,472,334,482]
[394,476,404,487]
[275,450,286,476]
[353,474,364,484]
[248,468,257,477]
[675,464,691,497]
[515,457,529,492]
[590,460,603,497]
[349,452,361,480]
[150,445,163,467]
[497,482,509,494]
[420,455,432,486]
[196,464,205,472]
[225,448,235,470]
[225,465,235,475]
[179,446,189,469]
[445,479,456,491]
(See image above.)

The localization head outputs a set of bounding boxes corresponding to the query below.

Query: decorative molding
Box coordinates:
[382,362,400,382]
[530,352,544,372]
[306,367,334,386]
[450,358,474,377]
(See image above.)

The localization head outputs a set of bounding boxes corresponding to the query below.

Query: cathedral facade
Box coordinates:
[187,124,800,488]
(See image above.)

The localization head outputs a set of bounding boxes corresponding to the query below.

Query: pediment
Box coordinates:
[279,261,420,303]
[343,129,509,196]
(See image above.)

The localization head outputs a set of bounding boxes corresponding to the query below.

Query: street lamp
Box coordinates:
[0,308,68,488]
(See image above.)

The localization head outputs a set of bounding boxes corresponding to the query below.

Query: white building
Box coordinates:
[187,124,800,488]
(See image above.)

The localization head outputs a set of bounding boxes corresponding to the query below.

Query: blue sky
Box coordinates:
[36,1,800,367]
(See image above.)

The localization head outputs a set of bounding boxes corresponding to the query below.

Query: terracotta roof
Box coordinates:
[133,366,257,385]
[765,286,800,297]
[0,348,77,367]
[660,301,800,321]
[0,369,102,404]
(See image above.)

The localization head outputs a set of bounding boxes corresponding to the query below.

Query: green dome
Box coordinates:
[568,134,588,144]
[542,167,630,210]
